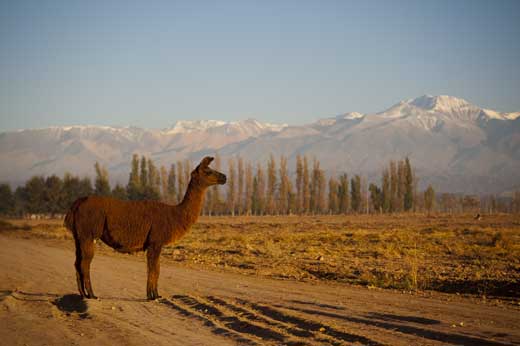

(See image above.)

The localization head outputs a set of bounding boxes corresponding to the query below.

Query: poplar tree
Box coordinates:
[351,175,362,213]
[237,157,244,215]
[287,178,295,214]
[361,176,368,214]
[424,184,435,215]
[338,173,349,214]
[257,163,266,215]
[140,156,148,191]
[296,154,303,213]
[94,162,110,196]
[147,158,160,197]
[328,177,339,214]
[389,160,398,212]
[397,160,406,212]
[160,165,168,202]
[278,155,289,214]
[369,183,382,213]
[226,158,236,215]
[252,163,265,215]
[302,156,310,214]
[167,163,177,204]
[127,154,141,200]
[266,154,276,215]
[404,157,414,211]
[310,159,326,213]
[381,167,391,213]
[244,162,253,215]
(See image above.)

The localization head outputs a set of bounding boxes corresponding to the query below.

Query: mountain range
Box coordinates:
[1,95,519,195]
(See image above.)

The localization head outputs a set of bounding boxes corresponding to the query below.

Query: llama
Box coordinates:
[64,156,226,300]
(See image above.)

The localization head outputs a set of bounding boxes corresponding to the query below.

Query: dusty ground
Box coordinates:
[1,230,519,345]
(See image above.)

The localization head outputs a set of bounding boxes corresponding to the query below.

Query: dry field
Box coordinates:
[3,213,519,300]
[2,214,520,346]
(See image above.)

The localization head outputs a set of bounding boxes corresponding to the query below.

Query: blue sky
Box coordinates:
[1,0,519,131]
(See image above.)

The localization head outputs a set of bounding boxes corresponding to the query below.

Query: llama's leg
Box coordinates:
[80,240,97,299]
[74,240,87,298]
[146,245,162,300]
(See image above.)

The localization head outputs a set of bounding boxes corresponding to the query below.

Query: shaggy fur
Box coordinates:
[64,156,226,300]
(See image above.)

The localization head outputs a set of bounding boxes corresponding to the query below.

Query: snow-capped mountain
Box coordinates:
[0,119,287,186]
[1,95,519,194]
[213,95,520,194]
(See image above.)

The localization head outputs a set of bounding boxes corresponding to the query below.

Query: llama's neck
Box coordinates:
[177,179,206,228]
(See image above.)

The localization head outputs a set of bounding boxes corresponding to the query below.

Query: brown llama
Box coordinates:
[64,156,226,300]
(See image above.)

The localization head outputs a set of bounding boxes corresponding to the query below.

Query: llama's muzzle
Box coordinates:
[218,173,227,184]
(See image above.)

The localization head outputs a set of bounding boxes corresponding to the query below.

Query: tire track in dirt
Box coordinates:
[162,294,385,346]
[171,295,291,344]
[275,303,517,346]
[159,297,260,345]
[237,298,384,346]
[205,296,346,345]
[206,296,316,340]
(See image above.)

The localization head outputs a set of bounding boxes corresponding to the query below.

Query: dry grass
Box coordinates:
[2,213,519,299]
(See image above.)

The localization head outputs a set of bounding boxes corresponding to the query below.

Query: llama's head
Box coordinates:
[192,156,227,187]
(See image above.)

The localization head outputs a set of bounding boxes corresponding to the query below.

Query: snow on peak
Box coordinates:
[505,112,520,120]
[164,119,287,135]
[339,112,364,120]
[314,112,364,127]
[165,120,227,134]
[482,109,505,120]
[409,95,472,112]
[380,95,519,122]
[240,118,288,131]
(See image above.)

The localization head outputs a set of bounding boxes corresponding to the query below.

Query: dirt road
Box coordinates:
[1,234,518,346]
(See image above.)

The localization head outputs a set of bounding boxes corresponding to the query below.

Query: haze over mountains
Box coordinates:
[1,95,519,195]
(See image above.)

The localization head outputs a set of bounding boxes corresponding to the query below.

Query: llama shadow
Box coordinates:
[53,294,89,319]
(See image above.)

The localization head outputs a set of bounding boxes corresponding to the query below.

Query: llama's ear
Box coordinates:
[200,156,214,168]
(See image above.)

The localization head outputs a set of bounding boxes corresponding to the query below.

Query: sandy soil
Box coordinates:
[1,234,519,346]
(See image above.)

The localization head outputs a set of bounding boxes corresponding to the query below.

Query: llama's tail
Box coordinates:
[64,197,88,235]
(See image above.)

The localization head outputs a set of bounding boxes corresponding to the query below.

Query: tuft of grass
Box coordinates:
[491,231,513,250]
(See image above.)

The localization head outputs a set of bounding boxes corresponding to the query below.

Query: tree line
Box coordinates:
[1,153,519,216]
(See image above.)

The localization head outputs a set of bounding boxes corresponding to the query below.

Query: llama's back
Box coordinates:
[72,196,170,252]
